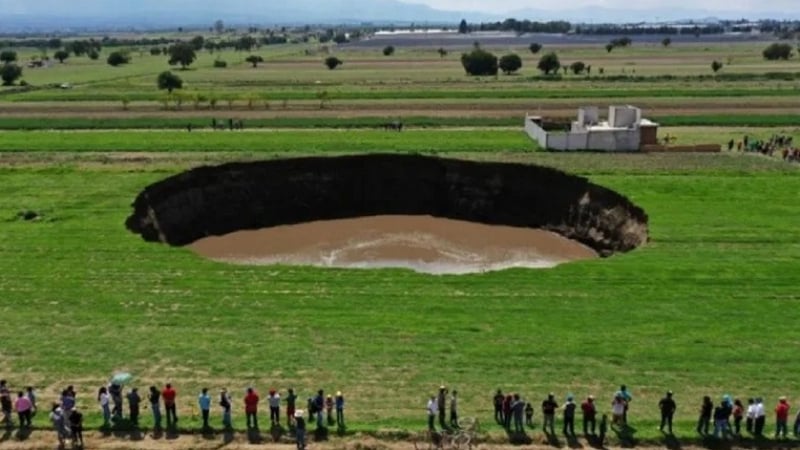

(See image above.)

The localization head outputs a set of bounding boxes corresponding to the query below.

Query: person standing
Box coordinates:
[0,380,13,426]
[493,390,504,425]
[581,395,596,436]
[598,414,608,445]
[525,403,534,428]
[25,387,37,417]
[108,383,123,421]
[502,394,513,429]
[775,397,790,439]
[335,391,345,428]
[127,388,141,427]
[449,390,459,429]
[542,393,558,435]
[511,394,525,433]
[713,401,729,438]
[220,388,232,430]
[697,396,712,435]
[69,407,84,447]
[313,390,325,429]
[563,395,576,437]
[244,387,260,429]
[15,392,32,428]
[615,385,632,424]
[437,386,448,430]
[286,388,297,428]
[611,395,626,426]
[98,387,111,427]
[149,386,162,430]
[269,390,281,426]
[162,383,177,428]
[295,410,306,450]
[325,394,334,426]
[746,398,756,434]
[198,388,211,430]
[60,389,76,422]
[754,397,766,436]
[658,391,676,434]
[732,399,744,435]
[49,403,66,448]
[426,395,437,431]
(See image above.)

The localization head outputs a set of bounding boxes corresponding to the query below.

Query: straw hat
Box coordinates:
[295,410,304,418]
[336,391,342,396]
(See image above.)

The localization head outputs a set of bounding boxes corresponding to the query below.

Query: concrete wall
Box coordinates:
[609,106,641,128]
[524,116,549,148]
[587,129,641,151]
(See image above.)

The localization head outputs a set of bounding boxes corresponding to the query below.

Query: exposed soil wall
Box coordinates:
[126,154,649,257]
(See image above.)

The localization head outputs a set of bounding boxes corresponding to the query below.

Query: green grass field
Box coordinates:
[1,35,800,447]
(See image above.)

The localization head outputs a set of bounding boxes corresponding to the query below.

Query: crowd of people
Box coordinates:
[0,379,345,450]
[479,385,800,443]
[727,134,799,162]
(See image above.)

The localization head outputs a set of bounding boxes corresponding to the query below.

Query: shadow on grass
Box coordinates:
[566,433,584,449]
[314,426,329,442]
[506,429,532,445]
[611,423,637,448]
[247,428,263,444]
[661,431,681,450]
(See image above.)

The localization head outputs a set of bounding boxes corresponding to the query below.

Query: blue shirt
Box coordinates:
[198,393,211,410]
[335,396,344,410]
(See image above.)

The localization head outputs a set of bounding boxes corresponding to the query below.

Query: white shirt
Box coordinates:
[754,402,765,418]
[746,404,757,419]
[269,394,281,408]
[427,399,438,416]
[99,393,109,406]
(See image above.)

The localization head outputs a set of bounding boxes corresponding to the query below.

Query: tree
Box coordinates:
[570,61,586,75]
[214,19,225,34]
[333,33,348,44]
[0,64,22,85]
[460,48,498,76]
[54,50,69,63]
[662,37,672,47]
[157,71,183,93]
[437,48,448,58]
[190,36,205,51]
[528,43,542,54]
[763,43,792,60]
[150,47,162,56]
[0,51,17,64]
[498,53,522,75]
[383,45,395,56]
[245,55,264,68]
[213,59,228,68]
[458,19,469,34]
[324,56,342,70]
[107,51,130,66]
[168,42,197,69]
[235,36,257,52]
[711,60,723,73]
[47,38,62,49]
[537,52,561,75]
[88,49,99,60]
[605,43,614,53]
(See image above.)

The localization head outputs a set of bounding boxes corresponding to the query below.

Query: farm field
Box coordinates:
[0,32,799,449]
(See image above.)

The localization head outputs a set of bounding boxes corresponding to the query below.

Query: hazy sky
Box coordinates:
[406,0,795,13]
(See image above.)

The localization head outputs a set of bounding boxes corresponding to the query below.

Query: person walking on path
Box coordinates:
[754,397,766,436]
[269,390,281,426]
[542,393,558,435]
[658,391,676,434]
[244,387,260,430]
[426,396,437,431]
[335,391,345,428]
[697,396,712,435]
[220,388,232,430]
[449,390,459,429]
[295,410,306,450]
[563,395,576,437]
[437,386,448,430]
[127,388,141,427]
[198,388,211,430]
[162,384,178,428]
[493,390,504,425]
[775,397,790,439]
[286,388,297,429]
[581,395,596,436]
[149,386,162,430]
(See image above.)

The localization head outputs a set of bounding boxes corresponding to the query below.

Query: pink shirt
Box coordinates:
[15,397,32,412]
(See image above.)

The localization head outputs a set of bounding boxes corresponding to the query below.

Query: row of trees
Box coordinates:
[0,50,22,85]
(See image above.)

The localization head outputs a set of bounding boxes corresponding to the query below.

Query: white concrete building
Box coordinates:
[525,106,659,152]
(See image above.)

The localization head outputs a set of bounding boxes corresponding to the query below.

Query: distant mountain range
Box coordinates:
[0,0,796,32]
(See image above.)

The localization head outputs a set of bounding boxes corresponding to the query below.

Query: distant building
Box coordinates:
[525,105,659,152]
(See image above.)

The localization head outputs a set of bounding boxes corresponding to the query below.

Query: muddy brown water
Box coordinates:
[188,215,598,274]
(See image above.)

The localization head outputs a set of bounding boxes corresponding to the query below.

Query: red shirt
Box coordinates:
[245,392,260,413]
[776,402,790,420]
[582,401,596,418]
[162,387,176,406]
